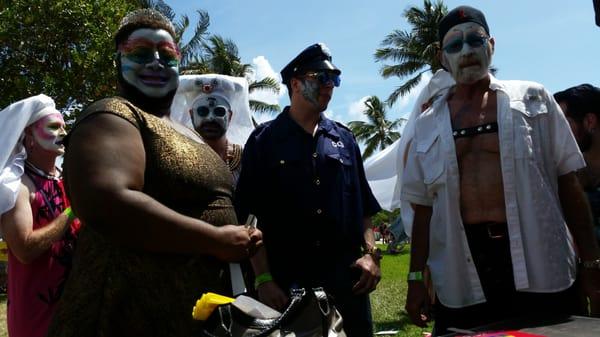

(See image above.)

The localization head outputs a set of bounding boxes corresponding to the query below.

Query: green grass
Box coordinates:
[0,294,6,337]
[0,244,430,337]
[371,244,433,337]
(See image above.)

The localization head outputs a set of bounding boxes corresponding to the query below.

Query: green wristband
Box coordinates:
[254,272,273,289]
[63,207,76,222]
[407,271,424,282]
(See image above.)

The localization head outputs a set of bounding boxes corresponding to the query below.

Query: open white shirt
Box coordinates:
[401,76,585,308]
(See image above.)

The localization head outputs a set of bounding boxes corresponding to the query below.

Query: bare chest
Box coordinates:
[448,92,500,161]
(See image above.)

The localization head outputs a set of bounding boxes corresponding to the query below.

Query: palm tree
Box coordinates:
[137,1,280,114]
[374,0,447,106]
[184,35,280,114]
[347,96,402,159]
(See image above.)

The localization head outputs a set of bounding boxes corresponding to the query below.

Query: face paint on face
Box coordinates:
[300,78,321,108]
[32,113,66,154]
[190,95,231,140]
[119,28,180,98]
[441,23,492,85]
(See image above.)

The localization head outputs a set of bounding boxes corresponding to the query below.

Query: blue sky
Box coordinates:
[168,0,600,128]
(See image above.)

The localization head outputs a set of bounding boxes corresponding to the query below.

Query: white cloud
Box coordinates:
[347,96,370,123]
[324,109,345,125]
[248,56,286,106]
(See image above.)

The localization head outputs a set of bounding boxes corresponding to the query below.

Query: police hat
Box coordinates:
[280,43,341,86]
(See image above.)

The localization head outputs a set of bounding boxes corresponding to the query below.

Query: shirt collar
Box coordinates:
[273,106,340,140]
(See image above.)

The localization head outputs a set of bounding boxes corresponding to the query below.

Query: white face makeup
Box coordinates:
[190,95,231,140]
[32,113,66,154]
[119,28,180,98]
[441,22,493,84]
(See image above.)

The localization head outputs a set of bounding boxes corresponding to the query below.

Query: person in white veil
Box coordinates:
[364,69,454,236]
[0,95,61,215]
[171,74,254,182]
[0,94,80,337]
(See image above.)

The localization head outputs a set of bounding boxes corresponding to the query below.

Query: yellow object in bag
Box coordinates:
[192,292,235,320]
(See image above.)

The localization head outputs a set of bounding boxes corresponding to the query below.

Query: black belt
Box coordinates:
[464,222,508,240]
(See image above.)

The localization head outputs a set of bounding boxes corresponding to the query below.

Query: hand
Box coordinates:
[351,254,381,295]
[405,280,431,327]
[257,281,288,311]
[211,225,263,262]
[581,267,600,317]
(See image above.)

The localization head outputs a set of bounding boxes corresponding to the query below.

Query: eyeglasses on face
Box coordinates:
[442,35,489,54]
[196,106,228,117]
[301,71,341,87]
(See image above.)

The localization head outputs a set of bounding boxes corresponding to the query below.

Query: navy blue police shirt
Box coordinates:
[235,107,381,290]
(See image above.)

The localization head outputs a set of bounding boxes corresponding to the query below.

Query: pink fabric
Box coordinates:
[7,174,80,337]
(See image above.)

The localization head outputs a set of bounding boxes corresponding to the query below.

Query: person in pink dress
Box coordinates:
[0,95,80,337]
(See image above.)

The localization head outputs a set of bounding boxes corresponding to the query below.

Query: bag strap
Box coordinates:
[247,288,307,337]
[313,288,332,336]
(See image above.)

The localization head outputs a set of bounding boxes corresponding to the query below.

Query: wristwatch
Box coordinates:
[364,246,383,263]
[581,258,600,270]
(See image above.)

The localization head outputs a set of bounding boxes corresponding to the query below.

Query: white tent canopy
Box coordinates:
[364,70,454,235]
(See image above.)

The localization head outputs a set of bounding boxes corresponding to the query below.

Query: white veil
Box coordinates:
[170,74,254,146]
[0,94,60,214]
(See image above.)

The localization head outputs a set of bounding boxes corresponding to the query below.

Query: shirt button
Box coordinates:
[316,209,322,215]
[467,257,472,263]
[279,160,285,165]
[315,179,320,186]
[315,240,321,247]
[313,152,318,158]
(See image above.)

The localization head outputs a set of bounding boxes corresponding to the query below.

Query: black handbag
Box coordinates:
[200,287,346,337]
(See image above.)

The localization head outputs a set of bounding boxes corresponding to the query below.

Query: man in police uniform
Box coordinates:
[235,43,382,336]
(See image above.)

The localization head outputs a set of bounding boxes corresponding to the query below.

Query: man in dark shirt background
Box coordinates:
[235,43,382,336]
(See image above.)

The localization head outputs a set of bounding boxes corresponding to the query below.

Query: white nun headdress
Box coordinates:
[0,94,60,214]
[170,74,254,146]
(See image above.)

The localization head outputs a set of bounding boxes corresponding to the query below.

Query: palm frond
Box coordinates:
[249,100,280,114]
[249,77,280,95]
[375,0,448,106]
[386,73,426,106]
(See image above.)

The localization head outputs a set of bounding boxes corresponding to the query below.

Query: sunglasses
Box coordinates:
[302,71,341,87]
[196,106,228,117]
[123,48,180,67]
[442,35,489,54]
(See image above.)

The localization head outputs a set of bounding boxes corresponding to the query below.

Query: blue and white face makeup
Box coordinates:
[441,22,493,85]
[118,28,180,98]
[189,95,232,140]
[297,70,338,111]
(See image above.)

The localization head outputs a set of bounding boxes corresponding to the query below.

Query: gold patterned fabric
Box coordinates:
[48,97,237,337]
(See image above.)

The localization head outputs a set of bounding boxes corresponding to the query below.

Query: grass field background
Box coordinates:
[0,244,431,337]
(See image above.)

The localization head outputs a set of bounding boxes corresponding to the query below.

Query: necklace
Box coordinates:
[226,143,242,171]
[25,160,60,181]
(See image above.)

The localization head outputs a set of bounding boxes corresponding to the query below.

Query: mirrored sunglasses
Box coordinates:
[123,48,179,67]
[442,35,489,54]
[303,71,341,87]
